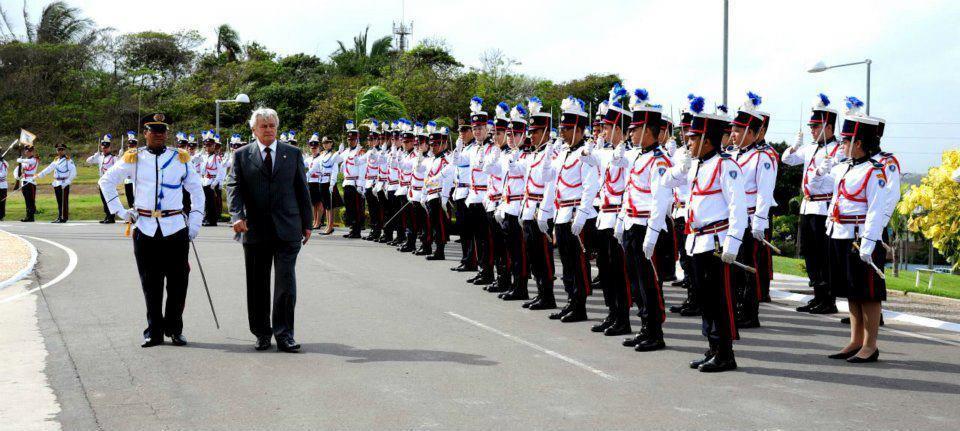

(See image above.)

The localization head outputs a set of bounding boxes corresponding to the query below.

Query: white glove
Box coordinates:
[859,239,876,264]
[815,156,836,176]
[188,222,200,239]
[494,210,504,225]
[338,143,344,152]
[571,209,588,236]
[751,229,765,240]
[511,148,521,163]
[613,219,625,245]
[595,136,605,148]
[118,208,138,222]
[582,139,596,157]
[676,148,692,173]
[455,137,464,151]
[664,138,677,155]
[536,213,550,234]
[792,130,804,149]
[359,186,366,195]
[642,235,657,260]
[721,250,737,264]
[614,141,626,160]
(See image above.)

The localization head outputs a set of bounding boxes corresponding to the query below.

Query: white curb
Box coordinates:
[0,229,38,291]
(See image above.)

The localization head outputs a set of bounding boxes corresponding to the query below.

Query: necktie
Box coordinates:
[264,147,273,173]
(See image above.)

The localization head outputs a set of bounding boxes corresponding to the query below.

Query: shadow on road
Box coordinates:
[184,341,499,366]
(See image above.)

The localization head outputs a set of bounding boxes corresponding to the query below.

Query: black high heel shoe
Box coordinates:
[828,346,862,360]
[846,348,880,363]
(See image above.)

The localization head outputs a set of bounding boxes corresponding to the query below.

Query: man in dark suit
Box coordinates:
[226,107,313,353]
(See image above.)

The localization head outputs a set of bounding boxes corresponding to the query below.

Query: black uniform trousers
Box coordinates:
[53,185,70,220]
[427,198,449,248]
[415,201,432,251]
[523,219,555,301]
[124,182,134,207]
[800,213,831,303]
[674,216,693,281]
[468,203,494,277]
[202,185,218,225]
[690,248,739,356]
[21,183,37,219]
[395,194,409,242]
[596,228,632,323]
[555,221,592,308]
[0,188,6,220]
[655,217,678,280]
[365,188,383,236]
[377,190,392,238]
[243,239,301,340]
[133,227,190,339]
[454,198,476,268]
[402,197,420,249]
[486,211,510,286]
[343,185,365,236]
[734,228,758,320]
[623,224,666,327]
[181,190,191,215]
[503,214,527,288]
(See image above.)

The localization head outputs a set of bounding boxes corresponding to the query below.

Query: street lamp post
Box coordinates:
[214,93,251,135]
[807,59,873,115]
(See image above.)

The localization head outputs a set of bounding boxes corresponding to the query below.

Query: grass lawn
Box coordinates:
[774,255,960,300]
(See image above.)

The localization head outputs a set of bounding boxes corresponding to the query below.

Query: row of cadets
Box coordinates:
[340,120,367,238]
[668,111,701,313]
[35,142,78,223]
[461,98,497,286]
[175,132,201,216]
[449,115,480,273]
[782,94,845,315]
[545,96,601,323]
[200,130,226,227]
[811,96,899,363]
[304,132,323,229]
[306,133,343,235]
[362,120,385,241]
[729,91,779,328]
[87,134,119,223]
[493,103,534,300]
[407,122,431,254]
[519,97,559,310]
[662,95,749,372]
[422,122,454,260]
[380,121,404,244]
[580,83,632,336]
[478,102,512,292]
[393,119,418,250]
[616,88,675,350]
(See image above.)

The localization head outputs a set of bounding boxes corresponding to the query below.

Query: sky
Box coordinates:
[13,0,960,173]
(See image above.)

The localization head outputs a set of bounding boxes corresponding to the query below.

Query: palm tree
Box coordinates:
[0,1,102,45]
[333,26,393,76]
[215,24,242,62]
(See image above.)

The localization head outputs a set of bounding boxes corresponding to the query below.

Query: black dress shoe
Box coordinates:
[277,337,301,353]
[690,351,716,369]
[591,318,614,333]
[522,296,539,308]
[21,218,35,222]
[548,306,572,320]
[141,337,163,348]
[451,264,477,272]
[425,253,445,261]
[670,278,687,287]
[500,291,529,301]
[679,305,702,317]
[622,335,642,347]
[169,334,188,346]
[484,283,509,293]
[699,355,737,372]
[634,337,666,352]
[399,245,416,253]
[255,335,271,351]
[809,302,839,314]
[528,299,557,310]
[471,275,495,285]
[603,323,632,337]
[846,349,879,363]
[669,303,686,313]
[796,300,819,313]
[828,346,862,359]
[560,310,588,323]
[414,248,432,256]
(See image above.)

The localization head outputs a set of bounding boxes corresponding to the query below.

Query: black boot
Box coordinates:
[604,313,632,336]
[622,320,649,347]
[528,295,557,310]
[699,343,737,373]
[796,298,820,313]
[560,303,588,323]
[426,246,446,260]
[690,341,718,369]
[522,295,540,308]
[634,323,666,352]
[591,314,615,333]
[809,300,839,314]
[500,278,530,301]
[548,303,573,320]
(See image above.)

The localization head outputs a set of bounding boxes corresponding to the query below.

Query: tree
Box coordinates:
[354,86,406,123]
[332,26,393,77]
[215,24,241,62]
[898,150,960,269]
[118,30,203,87]
[0,1,103,45]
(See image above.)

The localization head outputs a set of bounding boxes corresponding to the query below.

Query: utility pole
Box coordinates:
[722,0,729,106]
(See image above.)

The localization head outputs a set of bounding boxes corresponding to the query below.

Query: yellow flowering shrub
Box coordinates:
[899,150,960,268]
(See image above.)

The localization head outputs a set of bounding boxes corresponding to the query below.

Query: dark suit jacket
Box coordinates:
[226,141,313,244]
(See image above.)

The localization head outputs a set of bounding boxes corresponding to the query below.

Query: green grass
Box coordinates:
[774,255,960,300]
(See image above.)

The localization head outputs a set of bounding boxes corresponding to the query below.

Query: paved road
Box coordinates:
[2,222,959,430]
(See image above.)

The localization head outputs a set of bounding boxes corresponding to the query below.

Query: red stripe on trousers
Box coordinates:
[620,251,632,307]
[542,235,554,280]
[579,247,591,296]
[753,240,762,300]
[519,225,528,278]
[651,255,665,322]
[723,263,737,339]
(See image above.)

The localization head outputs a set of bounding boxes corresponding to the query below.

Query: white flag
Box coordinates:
[19,129,36,145]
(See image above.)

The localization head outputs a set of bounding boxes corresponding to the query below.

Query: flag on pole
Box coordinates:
[19,129,36,145]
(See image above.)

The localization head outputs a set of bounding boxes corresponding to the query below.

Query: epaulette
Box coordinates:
[652,148,663,157]
[879,151,893,157]
[871,160,884,169]
[720,152,732,159]
[122,148,138,163]
[177,148,191,163]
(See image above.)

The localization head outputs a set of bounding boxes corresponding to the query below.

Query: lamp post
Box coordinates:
[722,0,728,106]
[215,93,250,135]
[807,59,872,115]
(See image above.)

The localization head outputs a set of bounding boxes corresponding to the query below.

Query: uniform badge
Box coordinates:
[658,167,666,175]
[878,179,886,187]
[729,171,738,179]
[763,162,771,170]
[888,165,896,172]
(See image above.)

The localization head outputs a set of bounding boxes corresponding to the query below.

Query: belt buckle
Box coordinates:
[151,209,162,218]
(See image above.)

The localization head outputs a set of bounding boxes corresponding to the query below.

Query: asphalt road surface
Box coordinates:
[2,222,959,430]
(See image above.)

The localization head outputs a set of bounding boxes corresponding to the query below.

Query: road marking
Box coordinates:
[445,311,616,381]
[0,230,38,291]
[0,236,78,305]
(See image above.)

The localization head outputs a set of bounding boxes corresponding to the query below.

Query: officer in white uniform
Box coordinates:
[200,131,225,226]
[450,121,478,271]
[341,120,367,239]
[98,113,205,348]
[363,120,384,241]
[520,97,559,310]
[496,104,535,300]
[424,124,454,260]
[663,96,748,372]
[16,144,39,222]
[782,94,845,314]
[457,98,496,286]
[37,143,78,223]
[87,134,118,223]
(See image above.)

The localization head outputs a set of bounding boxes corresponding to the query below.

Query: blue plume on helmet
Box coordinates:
[528,96,542,104]
[687,93,695,100]
[689,96,705,114]
[747,91,762,107]
[471,96,483,105]
[819,93,830,107]
[634,88,649,103]
[845,96,864,109]
[609,83,627,103]
[515,103,528,116]
[717,105,728,114]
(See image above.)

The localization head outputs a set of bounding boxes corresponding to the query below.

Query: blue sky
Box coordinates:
[16,0,960,173]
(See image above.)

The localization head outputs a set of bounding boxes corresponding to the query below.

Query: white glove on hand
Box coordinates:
[858,239,876,264]
[665,138,678,155]
[642,235,657,260]
[614,141,626,160]
[792,130,804,149]
[614,219,625,245]
[751,229,765,240]
[118,208,138,222]
[494,210,504,225]
[815,156,836,176]
[455,137,463,150]
[511,148,521,163]
[571,209,588,236]
[676,148,692,173]
[188,222,200,240]
[338,143,344,152]
[536,213,551,234]
[721,250,737,264]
